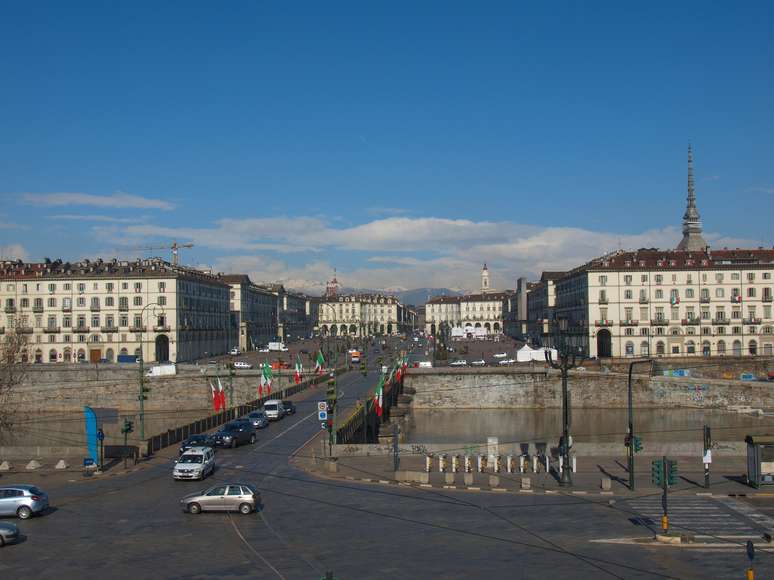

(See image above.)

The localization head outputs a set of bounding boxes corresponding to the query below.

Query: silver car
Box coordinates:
[0,522,19,546]
[181,483,260,515]
[247,411,269,429]
[0,485,49,519]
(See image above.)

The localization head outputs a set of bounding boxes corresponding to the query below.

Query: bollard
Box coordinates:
[559,456,563,473]
[425,455,433,473]
[440,454,448,473]
[572,455,577,473]
[452,455,460,473]
[532,456,538,473]
[479,454,488,473]
[506,455,514,473]
[464,455,473,473]
[494,455,502,473]
[544,455,549,473]
[477,455,482,473]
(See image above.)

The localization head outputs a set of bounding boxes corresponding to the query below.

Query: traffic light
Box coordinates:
[667,459,679,486]
[651,459,664,486]
[326,386,337,414]
[121,419,134,435]
[326,418,333,433]
[139,385,151,401]
[624,435,631,448]
[633,436,643,453]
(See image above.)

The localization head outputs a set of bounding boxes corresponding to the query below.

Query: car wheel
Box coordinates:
[239,503,252,515]
[188,502,201,514]
[0,535,4,547]
[231,439,237,449]
[17,506,32,519]
[250,434,256,444]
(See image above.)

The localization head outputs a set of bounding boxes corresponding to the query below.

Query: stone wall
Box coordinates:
[404,368,774,410]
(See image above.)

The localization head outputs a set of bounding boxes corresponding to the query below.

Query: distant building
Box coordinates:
[219,274,277,351]
[0,258,235,363]
[318,294,412,336]
[526,272,565,346]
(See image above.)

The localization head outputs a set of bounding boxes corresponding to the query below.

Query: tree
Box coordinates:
[0,331,27,433]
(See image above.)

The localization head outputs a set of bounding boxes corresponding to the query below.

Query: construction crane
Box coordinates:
[132,241,194,266]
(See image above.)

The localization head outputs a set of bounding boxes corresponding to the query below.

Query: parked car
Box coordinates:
[498,358,516,365]
[493,353,508,359]
[207,361,218,367]
[281,400,296,415]
[0,522,19,546]
[417,361,432,368]
[173,447,215,481]
[181,482,260,515]
[229,347,240,356]
[179,434,216,455]
[263,400,284,421]
[258,347,270,353]
[0,485,49,519]
[247,411,269,429]
[449,359,468,367]
[471,359,486,366]
[212,420,256,448]
[233,361,252,370]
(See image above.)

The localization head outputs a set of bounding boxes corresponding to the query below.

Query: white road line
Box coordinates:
[227,513,287,580]
[253,412,316,451]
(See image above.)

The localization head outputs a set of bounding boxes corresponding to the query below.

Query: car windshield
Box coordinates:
[29,487,45,496]
[223,423,240,431]
[179,455,203,464]
[264,404,277,411]
[249,413,265,419]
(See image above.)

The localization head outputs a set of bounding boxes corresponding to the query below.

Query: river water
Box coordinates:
[406,408,774,444]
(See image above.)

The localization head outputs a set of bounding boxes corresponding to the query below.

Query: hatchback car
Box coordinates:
[0,485,49,519]
[471,359,486,366]
[179,434,216,455]
[247,411,269,429]
[233,361,252,369]
[181,483,260,515]
[0,522,19,546]
[449,360,468,367]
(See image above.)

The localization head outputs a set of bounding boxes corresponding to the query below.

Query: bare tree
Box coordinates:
[0,331,27,433]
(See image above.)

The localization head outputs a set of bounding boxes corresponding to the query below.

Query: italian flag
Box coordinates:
[373,373,385,417]
[314,351,325,374]
[210,380,220,412]
[217,377,227,410]
[261,363,273,395]
[294,354,303,384]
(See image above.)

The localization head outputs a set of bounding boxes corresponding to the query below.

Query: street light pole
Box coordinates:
[627,359,653,491]
[547,320,579,486]
[138,302,164,443]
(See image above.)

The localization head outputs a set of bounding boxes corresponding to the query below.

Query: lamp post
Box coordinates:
[138,302,165,443]
[546,319,579,486]
[626,359,653,491]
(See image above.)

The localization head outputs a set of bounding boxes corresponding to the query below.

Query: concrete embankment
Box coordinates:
[404,367,774,410]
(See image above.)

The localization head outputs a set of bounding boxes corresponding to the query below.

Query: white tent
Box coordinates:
[530,347,558,362]
[516,345,533,363]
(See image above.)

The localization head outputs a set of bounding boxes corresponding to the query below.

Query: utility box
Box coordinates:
[745,435,774,487]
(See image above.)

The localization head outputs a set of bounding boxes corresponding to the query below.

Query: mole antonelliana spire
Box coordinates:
[676,143,709,251]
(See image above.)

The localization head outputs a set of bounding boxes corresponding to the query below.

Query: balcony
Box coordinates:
[650,319,669,326]
[129,326,146,333]
[101,326,117,333]
[61,305,71,312]
[744,318,762,325]
[153,325,171,333]
[118,304,129,312]
[700,296,711,303]
[74,326,89,333]
[620,320,639,326]
[763,295,773,302]
[730,296,742,304]
[594,319,614,327]
[639,297,649,304]
[681,318,699,326]
[711,319,730,325]
[43,326,61,333]
[598,297,609,305]
[90,305,101,312]
[16,327,33,334]
[32,305,44,313]
[4,305,16,313]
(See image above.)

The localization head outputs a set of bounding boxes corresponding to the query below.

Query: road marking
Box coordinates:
[253,411,316,451]
[227,514,287,580]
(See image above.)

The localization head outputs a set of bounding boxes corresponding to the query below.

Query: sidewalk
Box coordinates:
[297,450,765,498]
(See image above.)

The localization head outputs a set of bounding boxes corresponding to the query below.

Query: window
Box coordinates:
[63,297,71,310]
[105,297,114,307]
[77,297,86,307]
[159,282,166,292]
[91,315,100,327]
[625,327,634,336]
[598,275,607,286]
[640,327,649,336]
[656,341,665,355]
[106,315,114,328]
[625,342,634,355]
[91,297,99,309]
[47,316,56,328]
[655,275,663,285]
[120,315,128,327]
[63,316,71,328]
[121,282,128,290]
[624,290,633,300]
[748,273,756,281]
[134,315,142,327]
[748,287,756,298]
[48,283,56,292]
[641,275,648,283]
[624,275,632,285]
[77,315,86,329]
[715,273,724,283]
[106,282,114,292]
[686,288,694,298]
[78,283,85,293]
[93,282,98,291]
[47,297,56,307]
[732,273,740,281]
[134,282,142,292]
[716,288,725,298]
[133,297,142,306]
[119,297,128,309]
[625,307,633,320]
[764,273,771,280]
[717,340,726,355]
[64,283,71,291]
[750,340,758,356]
[655,290,663,299]
[20,298,28,308]
[158,296,167,306]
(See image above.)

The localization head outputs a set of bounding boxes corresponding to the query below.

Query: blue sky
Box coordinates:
[1,1,772,292]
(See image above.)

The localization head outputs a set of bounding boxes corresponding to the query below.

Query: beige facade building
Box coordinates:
[221,274,278,352]
[318,294,411,336]
[527,147,774,358]
[0,258,235,364]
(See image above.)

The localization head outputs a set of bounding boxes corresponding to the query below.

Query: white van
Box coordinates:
[263,399,284,421]
[173,446,215,480]
[418,361,433,368]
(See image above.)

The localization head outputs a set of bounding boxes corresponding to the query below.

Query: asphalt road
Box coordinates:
[2,364,774,578]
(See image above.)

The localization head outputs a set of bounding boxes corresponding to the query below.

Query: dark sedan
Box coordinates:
[212,420,256,448]
[179,434,216,455]
[281,400,296,415]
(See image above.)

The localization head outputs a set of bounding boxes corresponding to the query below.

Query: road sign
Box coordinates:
[320,422,328,430]
[318,401,327,412]
[83,457,95,467]
[97,429,105,442]
[318,410,328,421]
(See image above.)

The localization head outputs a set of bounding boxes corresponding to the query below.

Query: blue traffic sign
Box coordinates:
[318,410,328,421]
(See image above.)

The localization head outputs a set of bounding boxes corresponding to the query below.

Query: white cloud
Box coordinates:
[0,244,29,260]
[0,219,29,230]
[20,191,174,210]
[49,214,145,223]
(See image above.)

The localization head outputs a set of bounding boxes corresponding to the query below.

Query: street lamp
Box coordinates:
[546,318,579,487]
[138,302,165,443]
